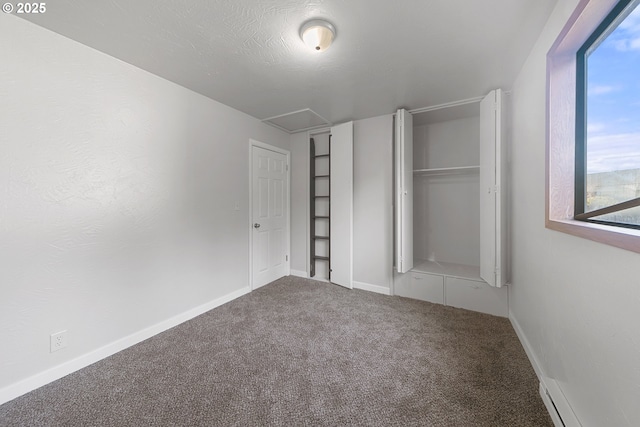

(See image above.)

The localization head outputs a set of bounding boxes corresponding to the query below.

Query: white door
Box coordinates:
[330,121,353,289]
[496,89,507,288]
[479,89,507,287]
[395,109,414,274]
[252,145,288,289]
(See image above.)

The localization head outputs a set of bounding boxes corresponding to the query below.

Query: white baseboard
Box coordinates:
[290,269,308,278]
[508,310,544,379]
[0,286,251,406]
[509,311,581,427]
[353,281,391,295]
[539,378,582,427]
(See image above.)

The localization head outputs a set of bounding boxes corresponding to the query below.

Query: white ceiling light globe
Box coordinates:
[300,19,336,52]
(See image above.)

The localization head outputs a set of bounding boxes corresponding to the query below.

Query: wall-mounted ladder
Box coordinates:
[310,136,331,278]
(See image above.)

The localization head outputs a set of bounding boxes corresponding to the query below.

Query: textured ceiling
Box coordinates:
[18,0,557,125]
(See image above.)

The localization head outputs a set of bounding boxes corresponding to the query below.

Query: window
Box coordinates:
[547,0,640,254]
[575,0,640,229]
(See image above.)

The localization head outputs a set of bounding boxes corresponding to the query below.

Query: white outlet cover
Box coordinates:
[50,330,68,352]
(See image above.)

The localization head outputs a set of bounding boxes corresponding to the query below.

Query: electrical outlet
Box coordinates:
[50,330,68,353]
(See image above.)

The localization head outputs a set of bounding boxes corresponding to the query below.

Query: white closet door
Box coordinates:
[395,109,414,274]
[330,121,353,289]
[496,89,507,287]
[479,89,507,287]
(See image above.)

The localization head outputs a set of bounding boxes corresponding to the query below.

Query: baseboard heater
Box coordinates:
[539,377,581,427]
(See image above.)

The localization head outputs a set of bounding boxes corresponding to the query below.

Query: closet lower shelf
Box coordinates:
[411,259,480,281]
[398,259,508,317]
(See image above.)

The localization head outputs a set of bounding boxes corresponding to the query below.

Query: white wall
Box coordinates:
[510,1,640,425]
[353,115,393,291]
[0,15,289,398]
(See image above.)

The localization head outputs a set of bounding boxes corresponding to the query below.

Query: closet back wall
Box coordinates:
[0,15,289,397]
[413,116,480,267]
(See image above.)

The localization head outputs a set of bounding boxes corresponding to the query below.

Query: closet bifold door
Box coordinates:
[395,109,414,274]
[479,89,507,287]
[330,121,353,289]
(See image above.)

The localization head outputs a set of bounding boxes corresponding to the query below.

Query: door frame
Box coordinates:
[248,139,291,291]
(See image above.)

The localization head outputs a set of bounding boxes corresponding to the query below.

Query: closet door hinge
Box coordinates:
[487,186,499,195]
[286,255,288,261]
[286,164,289,171]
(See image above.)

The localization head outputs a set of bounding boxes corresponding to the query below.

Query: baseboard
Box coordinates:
[508,310,544,379]
[509,311,581,427]
[290,269,308,278]
[539,378,582,427]
[0,286,251,406]
[539,382,565,427]
[353,281,391,295]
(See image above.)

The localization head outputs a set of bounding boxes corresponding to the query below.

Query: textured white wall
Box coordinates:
[510,0,640,425]
[353,115,393,290]
[0,15,288,393]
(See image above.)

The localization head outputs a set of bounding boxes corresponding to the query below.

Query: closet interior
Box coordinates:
[309,131,331,281]
[394,89,508,317]
[307,121,353,289]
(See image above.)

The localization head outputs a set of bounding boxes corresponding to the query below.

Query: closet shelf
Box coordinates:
[310,135,331,280]
[413,166,479,176]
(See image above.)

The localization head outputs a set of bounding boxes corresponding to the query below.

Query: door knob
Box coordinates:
[254,223,261,229]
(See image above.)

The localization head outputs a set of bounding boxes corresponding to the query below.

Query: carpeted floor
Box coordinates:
[0,276,552,426]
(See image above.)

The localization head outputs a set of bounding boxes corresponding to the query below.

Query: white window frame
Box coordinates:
[546,0,640,253]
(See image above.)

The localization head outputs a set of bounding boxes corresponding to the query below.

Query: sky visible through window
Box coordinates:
[587,2,640,174]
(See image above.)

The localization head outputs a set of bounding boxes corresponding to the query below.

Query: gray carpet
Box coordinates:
[0,276,552,426]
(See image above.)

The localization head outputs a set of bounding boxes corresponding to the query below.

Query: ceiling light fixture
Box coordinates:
[300,19,336,52]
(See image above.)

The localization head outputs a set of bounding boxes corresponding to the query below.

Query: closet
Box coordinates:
[308,122,353,289]
[394,89,508,316]
[309,131,331,280]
